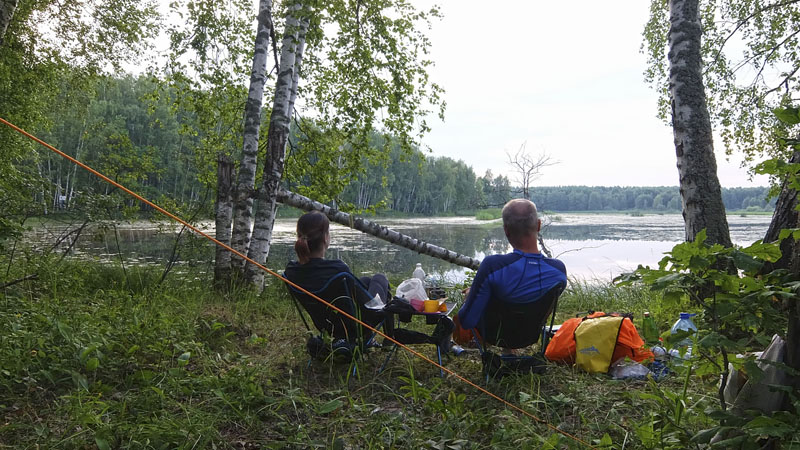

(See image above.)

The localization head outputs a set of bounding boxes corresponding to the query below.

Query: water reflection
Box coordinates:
[28,214,771,283]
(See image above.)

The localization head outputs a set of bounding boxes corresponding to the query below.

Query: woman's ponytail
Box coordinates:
[295,236,311,264]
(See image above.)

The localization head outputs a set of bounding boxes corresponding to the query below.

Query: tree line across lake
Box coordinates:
[15,75,771,219]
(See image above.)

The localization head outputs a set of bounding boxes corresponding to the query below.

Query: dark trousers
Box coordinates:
[359,273,394,339]
[359,273,390,303]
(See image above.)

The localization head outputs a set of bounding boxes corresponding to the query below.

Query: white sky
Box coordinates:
[414,0,768,187]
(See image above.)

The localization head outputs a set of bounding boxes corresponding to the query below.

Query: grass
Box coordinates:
[1,259,726,448]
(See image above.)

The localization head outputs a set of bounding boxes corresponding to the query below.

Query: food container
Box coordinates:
[423,300,440,313]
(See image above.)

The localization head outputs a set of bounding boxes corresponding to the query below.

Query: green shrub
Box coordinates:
[475,208,502,220]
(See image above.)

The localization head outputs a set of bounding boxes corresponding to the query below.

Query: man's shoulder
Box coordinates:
[542,256,567,275]
[478,252,522,271]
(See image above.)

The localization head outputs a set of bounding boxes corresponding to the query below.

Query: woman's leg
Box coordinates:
[365,273,390,302]
[361,274,393,339]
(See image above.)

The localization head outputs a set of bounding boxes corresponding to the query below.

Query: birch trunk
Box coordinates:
[214,155,234,285]
[762,151,800,397]
[0,0,17,46]
[243,3,308,287]
[668,0,732,246]
[277,189,482,270]
[229,0,273,271]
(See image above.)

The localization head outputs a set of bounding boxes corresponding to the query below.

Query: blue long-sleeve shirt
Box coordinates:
[458,249,567,330]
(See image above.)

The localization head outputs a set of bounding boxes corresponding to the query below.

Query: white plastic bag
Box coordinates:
[609,358,651,380]
[364,294,385,310]
[395,278,428,301]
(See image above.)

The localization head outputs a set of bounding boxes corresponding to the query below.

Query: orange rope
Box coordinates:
[1,116,595,449]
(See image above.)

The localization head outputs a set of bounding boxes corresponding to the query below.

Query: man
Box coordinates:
[456,199,567,340]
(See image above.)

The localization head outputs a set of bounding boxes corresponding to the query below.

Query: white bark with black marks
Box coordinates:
[668,0,732,246]
[277,189,482,270]
[229,0,273,270]
[214,155,234,284]
[244,3,308,286]
[0,0,18,46]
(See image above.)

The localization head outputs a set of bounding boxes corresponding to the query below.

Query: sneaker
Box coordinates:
[331,338,354,363]
[307,336,328,359]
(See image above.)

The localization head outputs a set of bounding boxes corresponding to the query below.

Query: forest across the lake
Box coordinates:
[12,74,774,220]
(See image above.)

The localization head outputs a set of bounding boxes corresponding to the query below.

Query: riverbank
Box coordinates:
[0,258,725,448]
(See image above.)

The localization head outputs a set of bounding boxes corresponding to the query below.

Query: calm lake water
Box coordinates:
[33,213,772,283]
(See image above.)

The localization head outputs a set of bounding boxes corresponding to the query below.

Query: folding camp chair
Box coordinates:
[285,272,386,372]
[472,284,564,382]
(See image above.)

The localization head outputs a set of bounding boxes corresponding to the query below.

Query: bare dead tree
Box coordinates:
[505,142,556,200]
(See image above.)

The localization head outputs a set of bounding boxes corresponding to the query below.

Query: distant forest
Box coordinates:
[337,152,772,214]
[29,75,772,217]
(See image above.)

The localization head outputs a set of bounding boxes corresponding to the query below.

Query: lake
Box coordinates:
[30,213,772,284]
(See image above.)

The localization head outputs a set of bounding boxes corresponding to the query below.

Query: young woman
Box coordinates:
[284,210,390,308]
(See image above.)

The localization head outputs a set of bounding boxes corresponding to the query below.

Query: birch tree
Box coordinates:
[666,0,732,245]
[241,0,442,289]
[645,0,800,168]
[0,0,17,45]
[243,3,308,285]
[228,0,274,271]
[165,1,443,289]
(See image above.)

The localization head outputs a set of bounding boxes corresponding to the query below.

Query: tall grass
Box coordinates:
[1,257,720,448]
[559,279,675,331]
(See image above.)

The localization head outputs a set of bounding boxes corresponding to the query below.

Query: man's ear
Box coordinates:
[537,219,542,232]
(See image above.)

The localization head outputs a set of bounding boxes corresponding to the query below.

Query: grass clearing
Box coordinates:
[1,260,725,448]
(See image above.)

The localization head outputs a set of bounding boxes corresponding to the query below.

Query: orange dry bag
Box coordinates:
[544,312,654,373]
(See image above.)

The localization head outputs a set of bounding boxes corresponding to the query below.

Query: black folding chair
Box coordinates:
[472,284,564,382]
[285,272,386,372]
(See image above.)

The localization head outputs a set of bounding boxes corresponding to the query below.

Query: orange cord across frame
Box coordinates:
[1,116,595,449]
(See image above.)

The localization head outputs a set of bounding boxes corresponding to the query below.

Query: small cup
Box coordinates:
[423,300,440,313]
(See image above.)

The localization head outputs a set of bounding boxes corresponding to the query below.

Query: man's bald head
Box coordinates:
[502,199,540,244]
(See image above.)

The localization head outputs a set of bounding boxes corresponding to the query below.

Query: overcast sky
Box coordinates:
[413,0,768,187]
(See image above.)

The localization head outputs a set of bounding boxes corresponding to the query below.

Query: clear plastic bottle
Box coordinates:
[412,263,425,283]
[669,312,698,358]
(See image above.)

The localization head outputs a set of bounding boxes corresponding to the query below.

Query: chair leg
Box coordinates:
[378,344,398,374]
[437,345,444,378]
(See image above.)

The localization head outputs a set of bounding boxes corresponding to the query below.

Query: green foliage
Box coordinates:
[617,229,800,445]
[475,208,502,221]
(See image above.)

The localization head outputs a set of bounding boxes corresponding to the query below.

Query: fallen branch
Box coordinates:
[1,274,38,289]
[277,189,481,270]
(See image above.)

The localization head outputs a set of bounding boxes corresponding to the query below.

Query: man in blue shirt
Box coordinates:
[457,199,567,340]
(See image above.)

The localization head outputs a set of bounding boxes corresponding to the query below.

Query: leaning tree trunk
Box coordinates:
[243,3,308,287]
[0,0,18,46]
[763,150,800,404]
[277,189,482,270]
[228,0,274,273]
[667,0,732,246]
[214,155,234,285]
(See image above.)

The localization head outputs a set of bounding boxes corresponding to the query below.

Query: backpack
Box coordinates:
[544,312,654,373]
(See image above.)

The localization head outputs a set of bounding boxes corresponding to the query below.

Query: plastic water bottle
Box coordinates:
[642,311,659,344]
[669,312,698,359]
[412,263,426,283]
